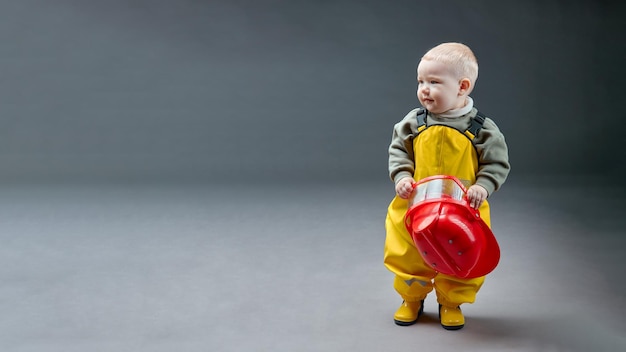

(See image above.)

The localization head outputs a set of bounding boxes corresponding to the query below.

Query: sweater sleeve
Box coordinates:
[472,117,511,196]
[388,109,419,184]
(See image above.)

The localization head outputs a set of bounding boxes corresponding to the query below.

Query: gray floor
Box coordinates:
[0,181,624,352]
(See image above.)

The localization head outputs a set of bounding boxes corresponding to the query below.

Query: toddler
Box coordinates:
[384,42,510,330]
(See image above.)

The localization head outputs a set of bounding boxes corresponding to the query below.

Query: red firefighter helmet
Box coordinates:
[404,175,500,279]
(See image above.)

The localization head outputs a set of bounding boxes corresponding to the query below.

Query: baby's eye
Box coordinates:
[430,80,439,84]
[417,80,424,84]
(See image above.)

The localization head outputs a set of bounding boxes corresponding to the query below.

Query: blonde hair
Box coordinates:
[422,42,479,86]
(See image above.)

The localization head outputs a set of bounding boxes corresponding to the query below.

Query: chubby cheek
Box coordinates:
[416,91,427,104]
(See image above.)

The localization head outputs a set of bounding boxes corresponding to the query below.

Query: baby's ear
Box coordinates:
[458,78,472,95]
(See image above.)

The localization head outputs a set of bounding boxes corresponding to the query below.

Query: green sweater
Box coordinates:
[388,107,510,196]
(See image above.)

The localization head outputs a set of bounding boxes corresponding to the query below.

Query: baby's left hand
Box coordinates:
[466,185,488,209]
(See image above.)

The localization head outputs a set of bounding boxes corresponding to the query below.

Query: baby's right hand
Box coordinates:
[395,178,416,199]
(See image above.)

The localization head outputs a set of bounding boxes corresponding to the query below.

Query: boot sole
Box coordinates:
[441,323,464,330]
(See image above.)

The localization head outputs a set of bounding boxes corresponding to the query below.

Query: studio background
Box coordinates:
[1,1,625,352]
[0,0,623,185]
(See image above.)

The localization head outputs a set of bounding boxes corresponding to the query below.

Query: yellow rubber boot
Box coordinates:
[439,305,464,330]
[394,300,424,326]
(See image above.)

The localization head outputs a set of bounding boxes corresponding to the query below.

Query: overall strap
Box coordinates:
[464,111,486,140]
[416,108,427,133]
[415,108,486,140]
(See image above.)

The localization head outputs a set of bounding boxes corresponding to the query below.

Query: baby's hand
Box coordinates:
[395,178,416,199]
[466,184,488,209]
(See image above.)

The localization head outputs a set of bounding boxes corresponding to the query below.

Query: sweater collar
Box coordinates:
[437,97,474,118]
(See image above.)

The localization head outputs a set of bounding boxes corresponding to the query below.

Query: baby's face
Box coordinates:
[416,60,465,114]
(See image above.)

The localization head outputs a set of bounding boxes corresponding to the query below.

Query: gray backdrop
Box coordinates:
[1,0,624,185]
[2,2,626,351]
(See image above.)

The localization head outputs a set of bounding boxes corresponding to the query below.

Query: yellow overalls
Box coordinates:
[384,111,491,307]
